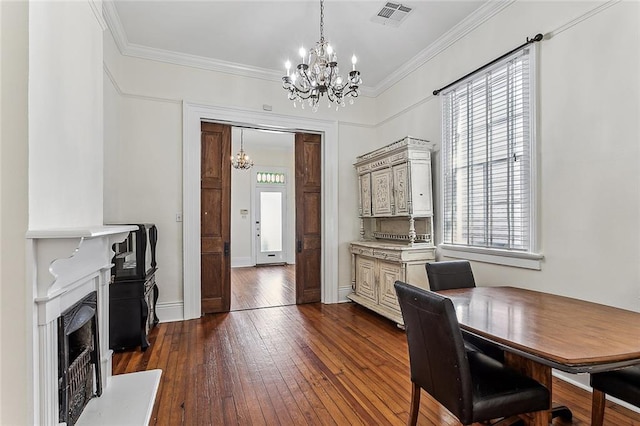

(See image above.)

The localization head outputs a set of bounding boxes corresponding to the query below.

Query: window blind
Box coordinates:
[442,47,533,252]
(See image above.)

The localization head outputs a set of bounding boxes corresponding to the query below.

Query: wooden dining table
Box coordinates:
[439,286,640,425]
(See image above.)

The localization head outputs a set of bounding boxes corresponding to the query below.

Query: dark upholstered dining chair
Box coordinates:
[590,365,640,426]
[394,281,550,426]
[425,260,504,362]
[425,259,477,291]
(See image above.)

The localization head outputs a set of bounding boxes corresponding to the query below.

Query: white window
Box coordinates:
[440,45,542,269]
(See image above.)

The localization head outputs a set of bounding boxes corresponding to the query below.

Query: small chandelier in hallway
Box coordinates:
[282,0,362,112]
[231,129,254,170]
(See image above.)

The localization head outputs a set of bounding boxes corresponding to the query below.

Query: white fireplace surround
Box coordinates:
[26,225,135,425]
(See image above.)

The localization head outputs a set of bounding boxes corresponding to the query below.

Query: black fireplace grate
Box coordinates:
[64,347,94,423]
[58,291,102,426]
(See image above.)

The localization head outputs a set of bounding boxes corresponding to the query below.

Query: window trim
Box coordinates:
[439,44,543,269]
[439,244,543,270]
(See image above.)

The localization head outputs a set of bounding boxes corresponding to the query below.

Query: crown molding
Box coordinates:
[371,0,515,96]
[125,42,285,81]
[102,0,513,99]
[103,0,129,52]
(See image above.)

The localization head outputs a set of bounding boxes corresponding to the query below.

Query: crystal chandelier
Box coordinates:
[282,0,362,111]
[231,129,254,170]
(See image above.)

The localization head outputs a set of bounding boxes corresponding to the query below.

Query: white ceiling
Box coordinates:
[106,0,501,95]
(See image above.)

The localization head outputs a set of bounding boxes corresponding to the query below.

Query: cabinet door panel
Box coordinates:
[392,163,408,215]
[378,260,403,312]
[355,256,376,303]
[359,173,372,217]
[410,162,433,215]
[371,169,393,216]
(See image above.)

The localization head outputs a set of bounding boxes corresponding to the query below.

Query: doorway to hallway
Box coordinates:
[183,101,337,320]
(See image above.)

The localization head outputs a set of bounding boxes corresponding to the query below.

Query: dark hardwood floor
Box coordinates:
[113,302,640,425]
[230,264,295,311]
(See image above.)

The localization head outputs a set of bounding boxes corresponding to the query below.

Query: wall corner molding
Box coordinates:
[88,0,107,31]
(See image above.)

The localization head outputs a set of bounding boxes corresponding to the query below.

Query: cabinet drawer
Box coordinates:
[351,245,374,257]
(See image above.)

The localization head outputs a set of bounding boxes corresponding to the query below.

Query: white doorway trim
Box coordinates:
[182,101,339,320]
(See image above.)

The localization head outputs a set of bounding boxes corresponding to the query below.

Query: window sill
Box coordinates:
[439,244,544,270]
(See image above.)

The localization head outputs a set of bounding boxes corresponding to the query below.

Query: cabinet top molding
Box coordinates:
[355,136,434,164]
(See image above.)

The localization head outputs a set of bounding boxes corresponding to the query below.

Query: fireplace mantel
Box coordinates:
[26,225,136,425]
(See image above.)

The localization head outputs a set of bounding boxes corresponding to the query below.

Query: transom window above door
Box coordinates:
[257,172,286,185]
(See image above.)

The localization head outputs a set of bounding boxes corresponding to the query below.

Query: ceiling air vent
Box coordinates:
[372,2,413,27]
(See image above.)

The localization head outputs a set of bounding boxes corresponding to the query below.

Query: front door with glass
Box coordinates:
[256,186,287,264]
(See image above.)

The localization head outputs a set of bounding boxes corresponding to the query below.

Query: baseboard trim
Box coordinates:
[338,286,352,303]
[156,301,184,323]
[231,257,254,268]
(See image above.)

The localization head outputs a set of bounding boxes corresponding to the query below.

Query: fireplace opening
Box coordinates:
[57,291,102,426]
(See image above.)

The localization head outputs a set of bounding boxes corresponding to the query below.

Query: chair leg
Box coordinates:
[591,389,606,426]
[408,382,420,426]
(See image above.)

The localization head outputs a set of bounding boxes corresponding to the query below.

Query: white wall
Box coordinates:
[336,123,379,299]
[28,1,105,229]
[0,1,29,424]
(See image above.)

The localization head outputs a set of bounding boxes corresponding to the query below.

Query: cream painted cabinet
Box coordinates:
[355,136,435,244]
[350,137,436,325]
[349,241,435,325]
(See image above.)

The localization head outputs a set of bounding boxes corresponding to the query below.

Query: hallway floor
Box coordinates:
[230,264,295,311]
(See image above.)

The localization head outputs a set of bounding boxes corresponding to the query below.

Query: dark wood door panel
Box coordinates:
[295,133,321,185]
[300,247,321,302]
[200,122,231,314]
[295,133,322,304]
[302,192,321,235]
[201,188,222,237]
[201,238,223,253]
[201,124,225,183]
[201,253,223,299]
[302,235,321,251]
